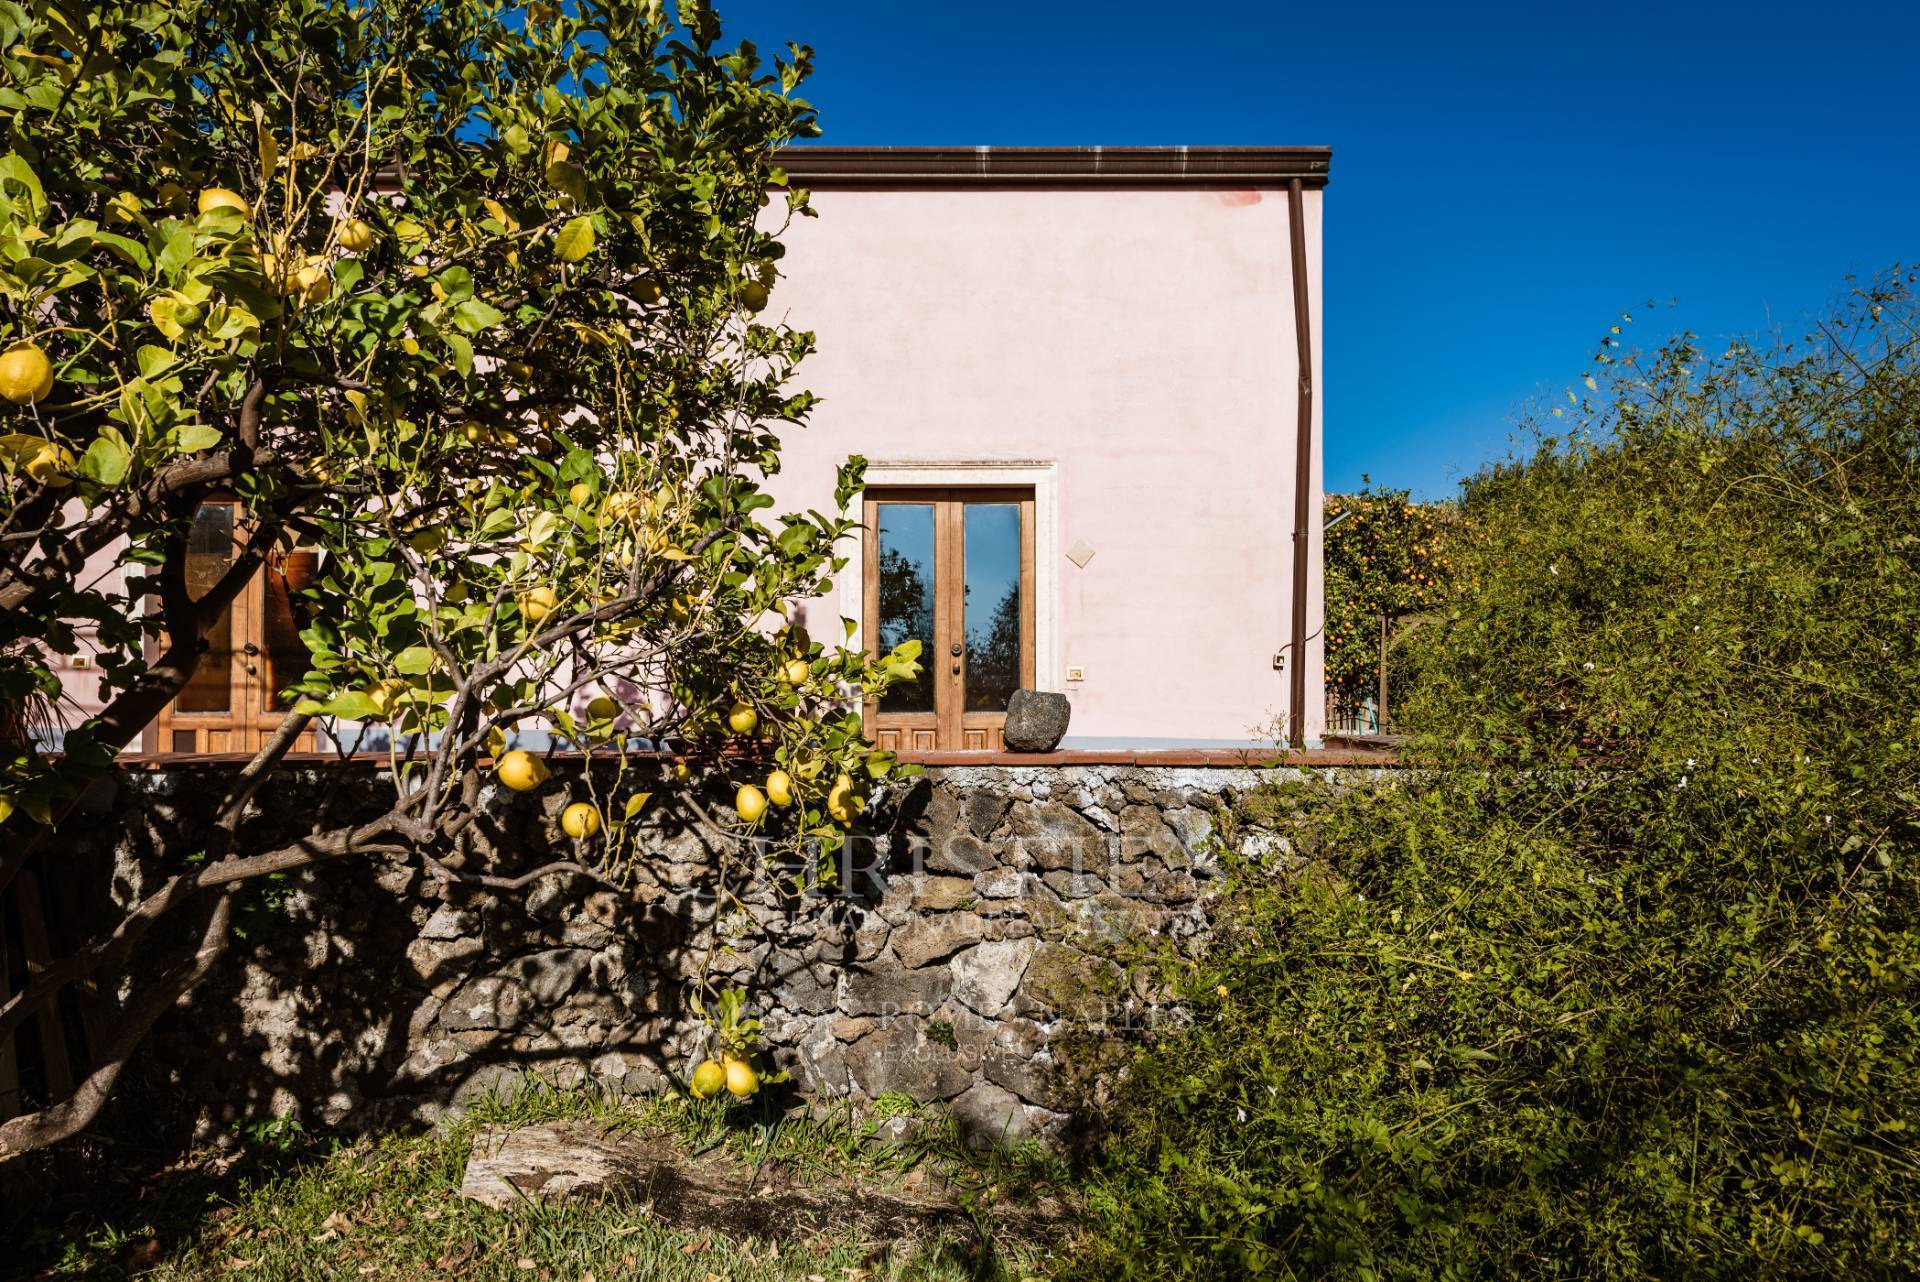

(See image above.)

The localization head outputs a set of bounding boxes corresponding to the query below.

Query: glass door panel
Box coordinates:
[175,503,237,713]
[874,504,937,715]
[962,503,1022,713]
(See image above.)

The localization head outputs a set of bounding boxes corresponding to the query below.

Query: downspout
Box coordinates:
[1286,177,1316,750]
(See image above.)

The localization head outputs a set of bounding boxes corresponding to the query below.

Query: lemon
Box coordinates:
[560,802,601,839]
[735,783,768,824]
[635,277,664,305]
[294,259,331,304]
[520,585,560,623]
[826,772,861,824]
[337,217,375,253]
[0,344,54,405]
[197,186,249,218]
[779,658,810,686]
[765,769,793,807]
[401,336,422,356]
[364,678,409,715]
[690,1058,726,1099]
[586,694,620,722]
[671,759,692,783]
[602,491,644,524]
[724,1056,760,1098]
[725,700,757,736]
[25,441,73,488]
[568,482,593,507]
[736,279,769,313]
[496,749,549,793]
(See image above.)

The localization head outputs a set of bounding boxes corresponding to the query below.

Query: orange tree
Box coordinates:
[1321,485,1452,710]
[0,0,916,1158]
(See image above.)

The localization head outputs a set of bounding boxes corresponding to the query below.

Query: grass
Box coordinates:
[12,1079,1072,1281]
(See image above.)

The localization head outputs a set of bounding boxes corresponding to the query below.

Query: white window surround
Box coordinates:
[837,459,1062,694]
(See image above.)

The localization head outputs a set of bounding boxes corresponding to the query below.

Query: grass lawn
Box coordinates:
[10,1082,1069,1281]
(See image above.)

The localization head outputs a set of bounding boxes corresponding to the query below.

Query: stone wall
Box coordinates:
[50,759,1388,1145]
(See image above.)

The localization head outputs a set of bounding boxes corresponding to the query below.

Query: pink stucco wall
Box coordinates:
[43,184,1325,752]
[763,184,1326,747]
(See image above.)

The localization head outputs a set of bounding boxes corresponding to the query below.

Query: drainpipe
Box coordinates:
[1286,178,1316,750]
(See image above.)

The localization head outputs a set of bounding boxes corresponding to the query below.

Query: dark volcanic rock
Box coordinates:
[1002,689,1071,752]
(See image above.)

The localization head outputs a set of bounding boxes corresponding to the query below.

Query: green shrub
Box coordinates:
[1079,276,1920,1279]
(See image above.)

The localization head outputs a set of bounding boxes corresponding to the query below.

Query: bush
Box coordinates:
[1079,276,1920,1279]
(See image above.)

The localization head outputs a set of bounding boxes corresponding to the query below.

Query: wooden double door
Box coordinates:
[149,499,320,755]
[863,487,1034,752]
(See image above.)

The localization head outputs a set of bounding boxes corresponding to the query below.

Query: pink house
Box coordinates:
[49,145,1330,755]
[767,146,1329,750]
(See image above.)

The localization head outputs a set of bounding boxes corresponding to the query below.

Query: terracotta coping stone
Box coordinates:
[112,746,1402,771]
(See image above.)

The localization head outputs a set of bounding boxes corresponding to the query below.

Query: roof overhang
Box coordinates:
[771,145,1331,189]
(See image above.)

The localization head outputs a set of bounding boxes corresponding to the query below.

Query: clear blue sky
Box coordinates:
[721,0,1918,499]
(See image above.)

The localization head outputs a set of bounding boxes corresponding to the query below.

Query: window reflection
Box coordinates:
[176,503,235,713]
[963,503,1021,712]
[876,504,935,713]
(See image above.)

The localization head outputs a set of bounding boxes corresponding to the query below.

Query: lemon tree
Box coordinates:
[1321,486,1454,719]
[0,0,917,1159]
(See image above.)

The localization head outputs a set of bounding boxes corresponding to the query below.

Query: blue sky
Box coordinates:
[722,0,1918,499]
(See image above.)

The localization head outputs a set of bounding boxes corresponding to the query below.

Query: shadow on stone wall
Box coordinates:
[32,761,1352,1151]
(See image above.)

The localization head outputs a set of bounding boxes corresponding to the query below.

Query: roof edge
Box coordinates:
[771,145,1332,189]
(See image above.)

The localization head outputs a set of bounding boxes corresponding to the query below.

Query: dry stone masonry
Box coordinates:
[56,759,1384,1145]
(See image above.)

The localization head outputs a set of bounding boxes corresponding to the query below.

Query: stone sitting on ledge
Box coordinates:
[1001,689,1071,752]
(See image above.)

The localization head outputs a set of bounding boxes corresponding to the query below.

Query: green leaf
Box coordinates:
[318,691,382,720]
[624,792,652,819]
[78,430,130,486]
[0,152,45,221]
[172,423,221,453]
[91,230,150,270]
[393,645,436,675]
[443,331,473,377]
[554,216,596,263]
[453,298,506,334]
[154,225,193,279]
[136,344,174,379]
